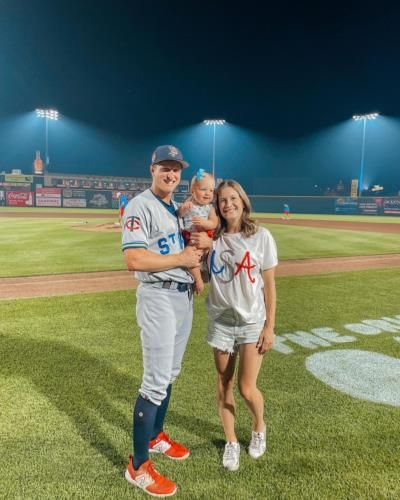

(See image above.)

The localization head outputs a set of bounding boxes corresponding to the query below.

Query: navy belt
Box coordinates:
[151,281,192,292]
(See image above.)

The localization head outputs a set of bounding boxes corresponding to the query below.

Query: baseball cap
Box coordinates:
[151,145,189,168]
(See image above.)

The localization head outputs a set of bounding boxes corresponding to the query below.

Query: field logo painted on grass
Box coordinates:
[305,350,400,407]
[274,314,400,354]
[274,314,400,407]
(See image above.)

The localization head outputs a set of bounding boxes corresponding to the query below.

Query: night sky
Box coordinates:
[1,1,400,194]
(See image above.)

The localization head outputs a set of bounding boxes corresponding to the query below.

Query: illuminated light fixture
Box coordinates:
[35,108,59,167]
[352,112,379,197]
[203,119,226,178]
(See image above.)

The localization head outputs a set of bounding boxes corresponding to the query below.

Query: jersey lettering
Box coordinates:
[157,232,181,255]
[235,251,256,283]
[158,238,170,255]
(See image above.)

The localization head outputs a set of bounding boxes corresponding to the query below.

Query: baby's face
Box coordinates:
[192,177,215,205]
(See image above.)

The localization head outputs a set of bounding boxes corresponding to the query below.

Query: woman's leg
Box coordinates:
[237,343,265,432]
[213,348,237,442]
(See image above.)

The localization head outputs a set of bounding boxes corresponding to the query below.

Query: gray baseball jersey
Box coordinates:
[206,227,278,324]
[122,189,193,284]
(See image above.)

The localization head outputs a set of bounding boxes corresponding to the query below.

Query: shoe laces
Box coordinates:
[146,462,169,486]
[159,432,173,445]
[251,431,264,448]
[224,442,238,460]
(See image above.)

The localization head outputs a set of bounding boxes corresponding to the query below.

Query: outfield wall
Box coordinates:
[249,195,400,216]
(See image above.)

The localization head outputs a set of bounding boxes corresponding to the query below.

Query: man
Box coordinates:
[122,145,202,497]
[117,192,129,225]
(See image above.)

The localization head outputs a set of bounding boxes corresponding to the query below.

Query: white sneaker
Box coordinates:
[248,428,267,459]
[223,442,240,471]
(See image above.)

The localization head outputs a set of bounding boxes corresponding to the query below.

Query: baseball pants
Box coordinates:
[136,283,193,405]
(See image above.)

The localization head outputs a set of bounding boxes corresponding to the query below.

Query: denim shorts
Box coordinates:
[208,316,264,354]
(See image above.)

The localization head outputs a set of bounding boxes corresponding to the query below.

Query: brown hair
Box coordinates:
[215,179,258,238]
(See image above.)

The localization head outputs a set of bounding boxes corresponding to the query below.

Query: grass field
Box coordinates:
[1,208,400,499]
[1,212,400,277]
[1,269,399,499]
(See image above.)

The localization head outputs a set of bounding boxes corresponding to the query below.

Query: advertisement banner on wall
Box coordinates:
[6,191,34,206]
[63,198,87,208]
[335,197,358,214]
[86,190,112,208]
[0,189,5,206]
[5,174,33,183]
[36,187,62,207]
[63,188,86,198]
[358,197,384,215]
[383,197,400,215]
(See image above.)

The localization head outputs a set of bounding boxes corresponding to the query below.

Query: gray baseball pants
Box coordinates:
[136,283,193,405]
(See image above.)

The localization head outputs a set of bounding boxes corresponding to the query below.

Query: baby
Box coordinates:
[178,169,218,293]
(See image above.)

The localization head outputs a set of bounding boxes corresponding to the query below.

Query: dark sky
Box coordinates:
[1,0,400,192]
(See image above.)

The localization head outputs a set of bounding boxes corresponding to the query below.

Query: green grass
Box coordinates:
[1,216,400,278]
[0,217,124,277]
[264,224,400,260]
[1,268,399,499]
[254,212,400,224]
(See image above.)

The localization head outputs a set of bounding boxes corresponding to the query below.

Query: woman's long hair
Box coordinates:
[215,180,258,238]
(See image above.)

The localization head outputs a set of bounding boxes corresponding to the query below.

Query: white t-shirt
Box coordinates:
[206,227,278,324]
[121,189,193,284]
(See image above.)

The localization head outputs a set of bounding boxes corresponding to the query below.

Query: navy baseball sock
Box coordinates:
[151,384,172,439]
[132,395,158,470]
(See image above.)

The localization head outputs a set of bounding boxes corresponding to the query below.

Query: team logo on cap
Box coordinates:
[168,146,179,157]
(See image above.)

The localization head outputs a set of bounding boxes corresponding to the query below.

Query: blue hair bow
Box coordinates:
[196,168,205,181]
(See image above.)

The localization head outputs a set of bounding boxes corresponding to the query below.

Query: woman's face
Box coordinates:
[218,186,244,227]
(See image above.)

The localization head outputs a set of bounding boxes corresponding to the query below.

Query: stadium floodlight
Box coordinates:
[352,112,379,197]
[203,119,226,178]
[35,108,59,167]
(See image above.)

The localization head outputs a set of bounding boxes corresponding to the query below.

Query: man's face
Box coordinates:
[150,160,183,197]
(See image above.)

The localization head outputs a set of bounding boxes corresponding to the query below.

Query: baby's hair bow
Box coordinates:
[196,168,205,181]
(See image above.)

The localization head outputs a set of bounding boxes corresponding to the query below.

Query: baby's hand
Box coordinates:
[194,278,205,295]
[192,216,207,228]
[178,200,193,216]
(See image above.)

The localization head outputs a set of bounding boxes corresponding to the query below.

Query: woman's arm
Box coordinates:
[256,267,277,354]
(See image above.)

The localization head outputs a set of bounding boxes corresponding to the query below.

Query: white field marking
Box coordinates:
[305,349,400,407]
[395,337,400,343]
[273,314,400,355]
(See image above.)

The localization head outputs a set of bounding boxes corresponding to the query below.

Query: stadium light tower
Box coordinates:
[352,112,379,197]
[36,108,59,168]
[203,119,226,178]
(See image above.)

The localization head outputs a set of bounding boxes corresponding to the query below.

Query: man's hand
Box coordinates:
[256,326,275,354]
[179,245,202,268]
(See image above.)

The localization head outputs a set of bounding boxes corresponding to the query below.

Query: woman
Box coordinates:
[192,180,277,472]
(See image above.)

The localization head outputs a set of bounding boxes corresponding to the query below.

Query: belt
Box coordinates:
[151,281,192,292]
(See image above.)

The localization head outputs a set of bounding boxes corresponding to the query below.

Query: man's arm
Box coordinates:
[124,246,202,272]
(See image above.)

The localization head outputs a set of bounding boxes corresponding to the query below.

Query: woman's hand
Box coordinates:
[190,231,213,250]
[256,326,275,354]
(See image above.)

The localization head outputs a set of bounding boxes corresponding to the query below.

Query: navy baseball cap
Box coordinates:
[151,145,189,168]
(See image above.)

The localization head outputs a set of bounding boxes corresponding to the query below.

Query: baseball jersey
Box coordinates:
[183,202,213,231]
[119,194,129,209]
[122,189,193,284]
[206,227,278,324]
